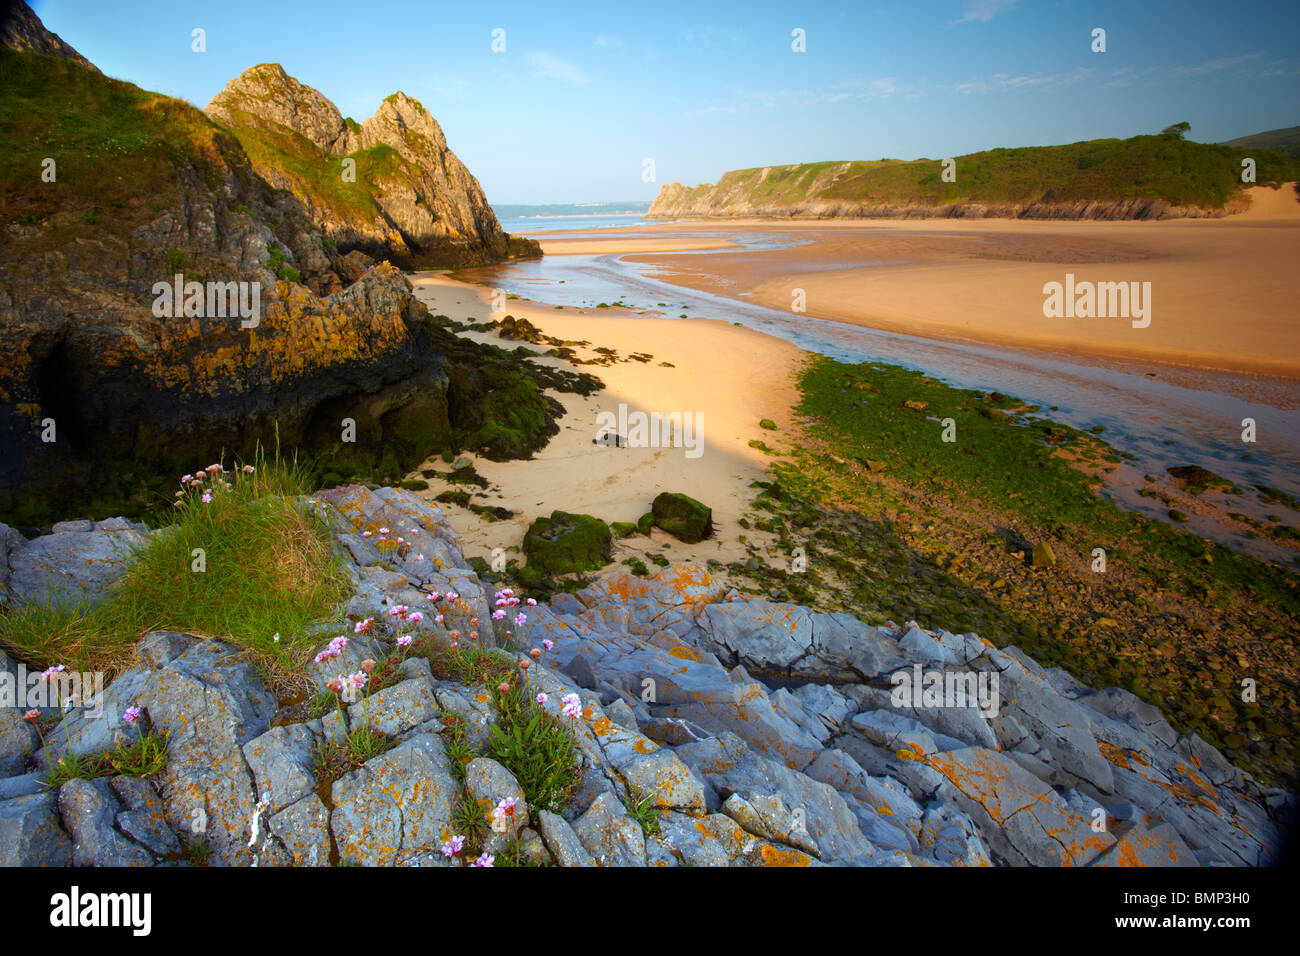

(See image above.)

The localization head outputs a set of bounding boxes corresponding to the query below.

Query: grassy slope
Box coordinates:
[1223,126,1300,160]
[0,455,350,693]
[667,134,1300,210]
[732,357,1299,786]
[221,107,424,230]
[0,47,246,239]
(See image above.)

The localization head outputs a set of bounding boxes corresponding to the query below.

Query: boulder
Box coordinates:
[651,492,712,543]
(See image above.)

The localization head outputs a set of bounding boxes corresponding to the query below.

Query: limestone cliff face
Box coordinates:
[204,62,357,155]
[0,19,557,524]
[648,175,1228,221]
[205,65,534,266]
[647,153,1261,222]
[0,0,98,72]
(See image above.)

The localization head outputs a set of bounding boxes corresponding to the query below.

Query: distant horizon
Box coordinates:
[28,0,1300,204]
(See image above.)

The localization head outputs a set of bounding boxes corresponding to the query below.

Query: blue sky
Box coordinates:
[30,0,1300,204]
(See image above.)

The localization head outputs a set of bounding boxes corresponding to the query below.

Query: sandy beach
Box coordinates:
[409,275,802,574]
[530,185,1300,380]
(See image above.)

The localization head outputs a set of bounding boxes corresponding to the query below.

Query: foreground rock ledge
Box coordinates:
[0,484,1291,866]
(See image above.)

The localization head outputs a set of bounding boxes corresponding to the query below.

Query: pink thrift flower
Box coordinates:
[542,639,554,652]
[397,635,413,649]
[122,706,141,724]
[472,853,494,868]
[536,693,548,706]
[441,835,465,858]
[40,665,65,681]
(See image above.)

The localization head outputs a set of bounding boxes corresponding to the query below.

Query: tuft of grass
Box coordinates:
[486,682,581,814]
[623,787,663,839]
[0,448,351,692]
[43,748,113,789]
[310,722,395,787]
[105,729,170,777]
[450,792,489,856]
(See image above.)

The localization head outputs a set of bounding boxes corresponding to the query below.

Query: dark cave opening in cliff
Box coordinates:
[34,338,90,456]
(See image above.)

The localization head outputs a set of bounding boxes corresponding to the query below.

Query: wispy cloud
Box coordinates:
[954,67,1092,95]
[593,34,623,49]
[684,77,905,116]
[1174,50,1266,77]
[951,0,1016,25]
[527,51,590,84]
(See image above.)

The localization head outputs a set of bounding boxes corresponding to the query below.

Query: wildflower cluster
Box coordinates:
[173,462,256,508]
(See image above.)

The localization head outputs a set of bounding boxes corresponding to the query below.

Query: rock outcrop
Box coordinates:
[0,484,1291,867]
[205,64,539,267]
[0,10,561,523]
[0,0,98,73]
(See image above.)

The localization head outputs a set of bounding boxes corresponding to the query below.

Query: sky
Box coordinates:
[29,0,1300,204]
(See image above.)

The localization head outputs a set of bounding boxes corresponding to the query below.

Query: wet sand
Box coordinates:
[524,185,1300,381]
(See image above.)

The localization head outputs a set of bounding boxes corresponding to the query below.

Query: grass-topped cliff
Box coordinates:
[0,41,565,530]
[649,131,1300,220]
[205,64,540,267]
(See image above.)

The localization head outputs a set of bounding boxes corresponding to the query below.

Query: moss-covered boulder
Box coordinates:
[523,510,613,575]
[637,512,655,535]
[611,521,638,538]
[652,492,713,543]
[1030,540,1056,568]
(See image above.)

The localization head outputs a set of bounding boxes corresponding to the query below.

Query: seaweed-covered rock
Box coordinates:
[652,492,713,543]
[523,511,612,575]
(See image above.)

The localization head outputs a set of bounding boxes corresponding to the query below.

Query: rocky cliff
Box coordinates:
[0,9,559,526]
[205,64,539,267]
[0,484,1292,867]
[0,0,97,72]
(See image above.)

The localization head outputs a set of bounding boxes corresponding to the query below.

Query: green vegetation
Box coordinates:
[42,727,170,789]
[522,510,613,579]
[651,492,713,543]
[0,48,249,251]
[311,723,395,787]
[660,133,1300,213]
[486,683,581,813]
[0,451,351,692]
[623,788,662,838]
[1223,125,1300,160]
[728,355,1300,785]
